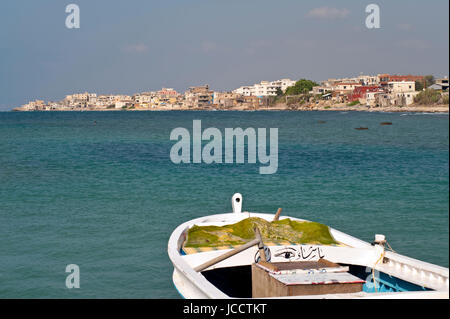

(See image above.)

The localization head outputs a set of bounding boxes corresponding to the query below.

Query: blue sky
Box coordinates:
[0,0,448,110]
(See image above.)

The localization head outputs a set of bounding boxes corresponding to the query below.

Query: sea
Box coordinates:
[0,110,448,298]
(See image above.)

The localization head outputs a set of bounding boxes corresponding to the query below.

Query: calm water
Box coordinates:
[0,111,448,298]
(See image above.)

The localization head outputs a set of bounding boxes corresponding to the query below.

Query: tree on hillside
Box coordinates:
[424,75,435,88]
[285,79,319,95]
[275,87,283,96]
[416,75,434,91]
[415,80,424,91]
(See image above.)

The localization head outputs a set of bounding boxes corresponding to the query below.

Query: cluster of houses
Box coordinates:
[19,88,184,111]
[314,74,449,107]
[17,78,296,111]
[17,74,449,111]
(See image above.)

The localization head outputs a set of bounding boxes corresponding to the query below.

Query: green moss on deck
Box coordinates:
[184,217,337,248]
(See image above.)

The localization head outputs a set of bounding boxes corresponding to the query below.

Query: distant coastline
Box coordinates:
[11,103,449,113]
[11,74,450,113]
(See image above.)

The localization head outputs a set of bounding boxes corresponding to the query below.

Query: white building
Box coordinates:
[20,100,45,110]
[392,91,420,106]
[366,81,418,106]
[387,81,415,93]
[333,82,362,93]
[358,75,379,86]
[312,86,333,95]
[134,93,153,104]
[253,81,278,96]
[271,79,297,92]
[114,101,127,109]
[322,75,379,87]
[233,78,296,97]
[233,86,254,96]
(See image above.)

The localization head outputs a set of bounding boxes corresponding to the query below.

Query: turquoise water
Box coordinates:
[0,111,448,298]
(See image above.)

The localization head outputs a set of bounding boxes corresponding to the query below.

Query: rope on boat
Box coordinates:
[372,241,396,292]
[373,251,385,293]
[386,241,397,253]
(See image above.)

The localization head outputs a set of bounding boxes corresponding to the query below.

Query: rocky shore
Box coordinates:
[260,103,449,113]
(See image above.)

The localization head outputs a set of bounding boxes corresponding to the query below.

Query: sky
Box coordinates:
[0,0,448,110]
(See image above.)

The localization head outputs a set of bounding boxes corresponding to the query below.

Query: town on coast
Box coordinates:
[14,74,449,113]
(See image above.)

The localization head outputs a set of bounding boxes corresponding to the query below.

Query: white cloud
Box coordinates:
[307,7,350,19]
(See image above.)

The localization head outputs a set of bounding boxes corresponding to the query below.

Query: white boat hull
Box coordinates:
[168,212,449,299]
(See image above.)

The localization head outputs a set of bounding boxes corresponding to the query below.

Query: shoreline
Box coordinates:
[10,104,449,113]
[232,102,449,113]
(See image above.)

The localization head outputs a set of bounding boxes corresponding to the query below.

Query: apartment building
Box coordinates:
[184,85,214,108]
[20,100,45,110]
[391,91,420,106]
[387,81,415,93]
[213,92,242,108]
[270,79,296,92]
[253,81,278,97]
[233,78,295,97]
[375,81,418,106]
[378,74,424,87]
[322,75,379,87]
[333,82,362,94]
[233,86,254,96]
[156,88,181,106]
[134,93,153,104]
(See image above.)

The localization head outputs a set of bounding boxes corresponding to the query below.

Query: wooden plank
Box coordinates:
[195,227,266,272]
[287,282,363,296]
[273,208,282,221]
[251,262,364,297]
[272,272,365,285]
[252,264,289,298]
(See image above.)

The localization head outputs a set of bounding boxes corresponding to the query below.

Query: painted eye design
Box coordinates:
[283,251,295,259]
[274,248,296,259]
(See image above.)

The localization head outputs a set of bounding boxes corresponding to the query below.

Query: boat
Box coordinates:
[168,193,449,299]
